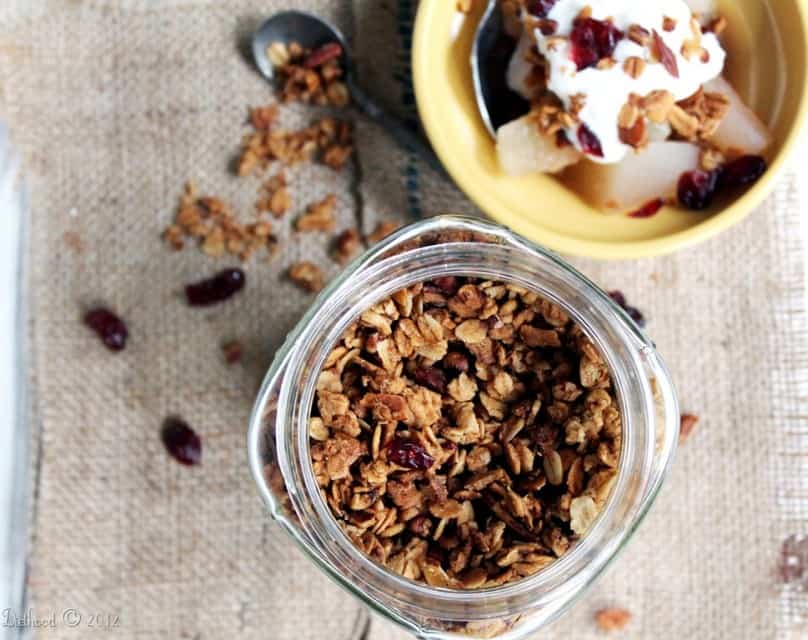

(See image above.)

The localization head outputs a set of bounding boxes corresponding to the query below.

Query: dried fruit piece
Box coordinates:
[677,169,719,210]
[526,0,557,17]
[413,366,448,394]
[303,43,344,69]
[569,18,624,71]
[679,413,699,443]
[608,290,646,327]
[595,607,632,631]
[780,535,808,583]
[628,198,663,219]
[162,417,202,466]
[84,308,128,352]
[386,438,435,470]
[222,340,243,364]
[718,155,767,189]
[185,269,246,306]
[577,124,604,157]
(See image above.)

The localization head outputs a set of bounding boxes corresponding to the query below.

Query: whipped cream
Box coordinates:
[522,0,726,163]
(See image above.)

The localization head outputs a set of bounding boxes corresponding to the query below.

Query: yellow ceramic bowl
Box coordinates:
[413,0,808,259]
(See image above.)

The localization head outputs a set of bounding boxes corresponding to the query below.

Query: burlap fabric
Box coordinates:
[1,1,806,638]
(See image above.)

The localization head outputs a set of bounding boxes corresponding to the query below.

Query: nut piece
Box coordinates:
[289,261,325,292]
[623,57,646,79]
[333,229,363,264]
[595,607,632,631]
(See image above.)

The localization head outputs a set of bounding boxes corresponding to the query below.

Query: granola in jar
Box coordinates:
[308,276,621,588]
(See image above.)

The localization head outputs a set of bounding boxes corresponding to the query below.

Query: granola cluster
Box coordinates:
[309,277,621,588]
[266,41,350,107]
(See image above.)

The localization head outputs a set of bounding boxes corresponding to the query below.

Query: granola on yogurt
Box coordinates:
[308,276,621,588]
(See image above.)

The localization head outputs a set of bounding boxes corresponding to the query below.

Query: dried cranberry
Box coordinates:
[780,535,808,583]
[526,0,557,17]
[577,124,604,157]
[556,129,572,148]
[443,351,471,373]
[386,438,434,470]
[431,276,460,296]
[608,290,646,328]
[84,308,128,352]
[718,155,767,189]
[161,417,202,466]
[569,17,624,71]
[185,268,245,306]
[628,198,664,219]
[677,169,719,210]
[413,366,447,394]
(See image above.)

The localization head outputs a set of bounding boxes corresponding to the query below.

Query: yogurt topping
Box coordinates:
[522,0,726,163]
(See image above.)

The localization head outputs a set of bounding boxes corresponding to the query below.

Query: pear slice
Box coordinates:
[497,116,581,176]
[562,142,701,211]
[703,76,773,156]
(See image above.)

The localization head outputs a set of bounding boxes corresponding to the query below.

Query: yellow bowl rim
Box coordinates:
[412,0,808,260]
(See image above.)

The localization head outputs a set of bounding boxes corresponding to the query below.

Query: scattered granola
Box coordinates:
[237,115,353,176]
[289,261,326,293]
[267,40,350,107]
[256,172,292,218]
[296,194,338,232]
[163,181,279,262]
[366,221,401,245]
[309,277,622,588]
[678,413,699,443]
[333,229,363,264]
[595,607,632,631]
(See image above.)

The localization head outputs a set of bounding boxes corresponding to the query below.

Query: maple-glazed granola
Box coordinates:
[308,276,621,588]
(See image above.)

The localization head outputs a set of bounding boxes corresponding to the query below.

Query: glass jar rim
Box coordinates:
[249,216,679,627]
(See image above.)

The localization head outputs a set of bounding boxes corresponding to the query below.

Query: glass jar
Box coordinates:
[248,216,679,639]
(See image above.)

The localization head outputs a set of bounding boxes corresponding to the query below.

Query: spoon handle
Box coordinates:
[348,79,449,178]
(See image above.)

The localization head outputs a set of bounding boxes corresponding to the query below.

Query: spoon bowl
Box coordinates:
[252,10,350,82]
[471,0,529,139]
[251,10,446,178]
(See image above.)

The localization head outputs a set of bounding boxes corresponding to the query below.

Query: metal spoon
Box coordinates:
[252,10,447,177]
[471,0,530,138]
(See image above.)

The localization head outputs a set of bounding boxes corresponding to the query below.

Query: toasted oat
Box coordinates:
[289,261,325,293]
[662,16,677,31]
[699,148,725,171]
[256,172,292,218]
[642,90,675,123]
[309,277,621,589]
[296,194,337,232]
[595,607,632,631]
[705,15,727,36]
